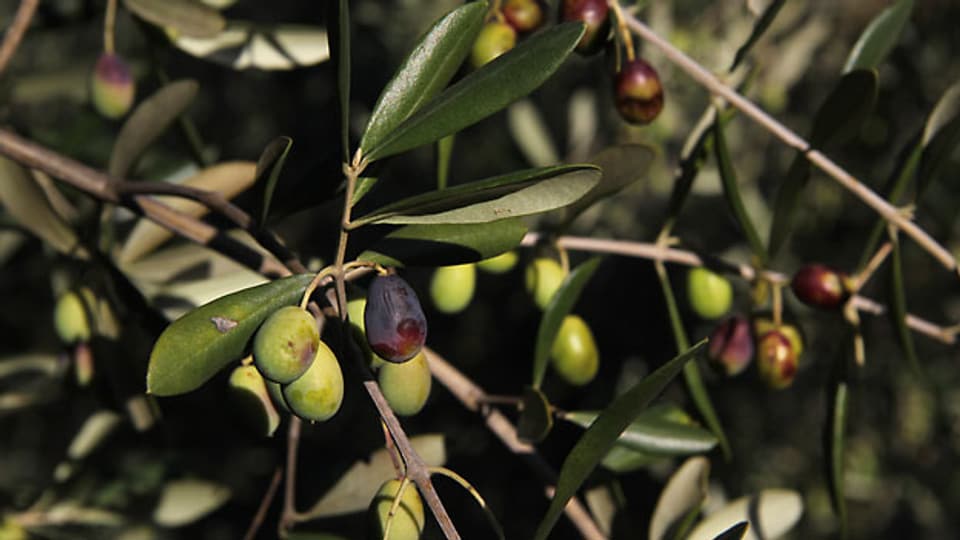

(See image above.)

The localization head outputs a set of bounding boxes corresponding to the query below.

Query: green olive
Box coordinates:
[429,263,476,314]
[265,379,289,413]
[686,267,733,320]
[378,350,431,417]
[368,479,425,540]
[228,365,281,437]
[54,290,92,344]
[476,250,518,274]
[470,21,517,69]
[252,306,319,384]
[282,340,344,422]
[525,258,567,310]
[550,315,599,386]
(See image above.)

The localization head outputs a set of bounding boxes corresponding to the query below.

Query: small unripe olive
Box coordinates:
[54,290,92,344]
[228,365,281,437]
[252,306,319,384]
[550,315,599,386]
[707,315,754,376]
[368,479,425,540]
[686,267,733,320]
[378,350,432,417]
[90,52,135,119]
[429,263,476,314]
[503,0,546,33]
[476,250,518,274]
[791,264,851,310]
[525,258,567,310]
[756,330,798,389]
[364,274,428,364]
[0,517,26,540]
[471,21,517,68]
[614,58,664,125]
[282,340,344,422]
[560,0,610,54]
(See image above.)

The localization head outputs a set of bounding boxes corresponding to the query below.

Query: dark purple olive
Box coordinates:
[560,0,610,55]
[707,315,754,376]
[791,264,850,310]
[614,58,664,125]
[364,274,427,363]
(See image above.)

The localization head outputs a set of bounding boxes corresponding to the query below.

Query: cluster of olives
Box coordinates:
[428,251,518,315]
[470,0,547,68]
[90,52,135,119]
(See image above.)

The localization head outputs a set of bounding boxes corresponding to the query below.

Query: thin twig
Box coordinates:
[0,0,39,76]
[279,417,303,535]
[244,468,282,540]
[103,0,117,55]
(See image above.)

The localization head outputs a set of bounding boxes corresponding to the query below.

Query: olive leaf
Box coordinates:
[517,386,554,443]
[253,136,293,226]
[686,490,803,540]
[843,0,914,73]
[649,457,711,540]
[358,219,528,267]
[729,0,787,71]
[713,113,767,265]
[124,0,225,39]
[563,407,717,456]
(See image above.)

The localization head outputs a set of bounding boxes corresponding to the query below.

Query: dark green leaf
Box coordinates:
[563,409,717,456]
[123,0,225,38]
[809,70,879,148]
[532,257,602,388]
[843,0,914,73]
[147,274,313,396]
[888,233,921,375]
[532,340,707,540]
[517,386,554,443]
[767,155,810,256]
[254,136,293,226]
[351,176,378,207]
[665,108,719,226]
[826,379,848,538]
[711,522,749,540]
[357,219,528,267]
[918,81,960,198]
[109,80,199,178]
[437,134,455,190]
[359,3,486,157]
[712,113,767,265]
[729,0,787,71]
[561,144,655,225]
[327,0,351,162]
[351,165,600,227]
[362,22,585,162]
[600,445,662,473]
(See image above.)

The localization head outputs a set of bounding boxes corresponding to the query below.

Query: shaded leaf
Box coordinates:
[843,0,914,73]
[66,410,123,460]
[517,386,554,443]
[888,233,921,374]
[362,22,585,162]
[713,113,767,265]
[437,135,455,190]
[109,80,199,178]
[359,2,486,157]
[712,522,750,540]
[532,341,707,540]
[532,257,602,388]
[918,81,960,197]
[352,165,600,227]
[649,457,710,540]
[169,23,329,70]
[327,0,350,161]
[825,379,848,538]
[686,489,803,540]
[124,0,225,38]
[254,136,293,226]
[358,219,528,267]
[146,274,313,396]
[730,0,787,71]
[563,406,717,456]
[562,143,655,225]
[351,176,378,207]
[153,478,231,527]
[600,444,662,473]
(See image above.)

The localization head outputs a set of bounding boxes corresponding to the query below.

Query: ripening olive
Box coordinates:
[368,479,425,540]
[54,290,92,344]
[471,21,517,68]
[90,52,135,119]
[686,267,733,320]
[503,0,546,33]
[228,365,281,437]
[429,263,476,314]
[252,306,319,384]
[364,274,428,364]
[282,340,344,422]
[756,330,798,389]
[753,318,804,359]
[378,351,431,417]
[550,315,599,386]
[791,264,851,310]
[614,58,664,125]
[560,0,610,54]
[707,315,754,376]
[477,250,518,274]
[525,258,567,310]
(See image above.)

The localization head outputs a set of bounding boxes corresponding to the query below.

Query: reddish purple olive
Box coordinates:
[560,0,610,54]
[614,58,664,125]
[756,330,798,389]
[90,52,135,119]
[503,0,546,33]
[791,264,851,310]
[364,274,428,363]
[707,315,754,376]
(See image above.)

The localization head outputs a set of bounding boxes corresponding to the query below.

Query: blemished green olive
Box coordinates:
[368,479,425,540]
[429,263,476,314]
[54,290,92,344]
[252,306,319,384]
[686,267,733,320]
[525,258,567,310]
[228,365,281,437]
[470,21,517,69]
[476,250,518,274]
[378,350,431,417]
[756,330,798,389]
[90,52,135,119]
[282,340,344,422]
[550,315,599,386]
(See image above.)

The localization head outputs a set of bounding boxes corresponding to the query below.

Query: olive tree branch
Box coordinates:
[0,0,39,76]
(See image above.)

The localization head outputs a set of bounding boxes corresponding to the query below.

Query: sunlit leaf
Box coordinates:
[517,386,554,443]
[169,23,330,70]
[686,489,803,540]
[713,113,767,265]
[563,406,717,456]
[152,478,231,526]
[358,219,527,267]
[730,0,787,71]
[124,0,226,38]
[146,274,313,396]
[843,0,914,73]
[362,22,585,162]
[532,340,706,540]
[649,457,710,540]
[254,136,293,226]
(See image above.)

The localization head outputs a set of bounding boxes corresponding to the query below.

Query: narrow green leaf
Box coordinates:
[686,490,803,540]
[359,3,487,156]
[561,143,655,225]
[351,165,600,227]
[254,136,293,226]
[649,457,710,540]
[124,0,225,38]
[888,233,921,375]
[437,134,455,190]
[362,22,585,162]
[712,113,767,265]
[600,445,662,473]
[532,257,602,388]
[826,379,848,538]
[517,386,554,443]
[665,107,718,226]
[729,0,787,71]
[327,0,351,161]
[918,81,960,198]
[108,80,199,178]
[532,340,707,540]
[351,176,378,207]
[147,274,313,396]
[843,0,914,73]
[167,23,330,71]
[711,522,749,540]
[357,219,528,267]
[153,479,231,527]
[563,409,717,456]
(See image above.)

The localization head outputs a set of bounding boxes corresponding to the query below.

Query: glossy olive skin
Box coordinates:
[560,0,610,54]
[503,0,546,33]
[614,58,664,125]
[525,258,567,310]
[54,290,92,344]
[707,315,754,376]
[756,330,798,389]
[791,264,850,310]
[368,479,425,540]
[430,263,476,314]
[229,365,281,437]
[378,350,431,417]
[550,315,599,386]
[252,306,319,384]
[282,340,344,422]
[686,267,733,320]
[91,53,135,119]
[477,250,518,274]
[364,274,428,363]
[471,21,517,68]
